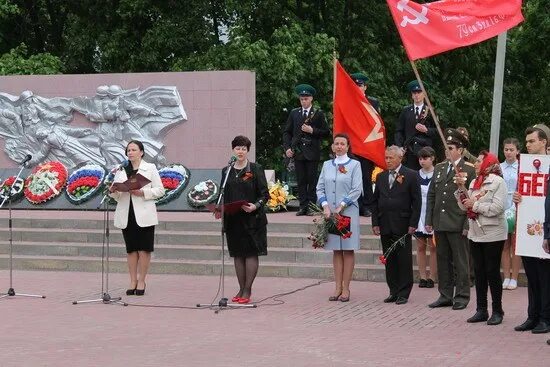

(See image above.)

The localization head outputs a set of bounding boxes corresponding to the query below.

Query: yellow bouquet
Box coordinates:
[267,180,296,212]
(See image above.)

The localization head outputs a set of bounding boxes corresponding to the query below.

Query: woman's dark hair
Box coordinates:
[333,133,353,156]
[126,140,145,157]
[231,135,251,150]
[417,146,435,159]
[502,137,521,151]
[477,149,489,158]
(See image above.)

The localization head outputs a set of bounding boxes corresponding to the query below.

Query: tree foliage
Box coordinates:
[0,0,547,168]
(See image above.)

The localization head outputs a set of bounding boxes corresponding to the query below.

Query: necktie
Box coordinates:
[415,107,420,119]
[447,162,453,176]
[389,170,396,188]
[303,110,308,118]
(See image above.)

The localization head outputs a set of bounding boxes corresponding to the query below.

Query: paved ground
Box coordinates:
[1,270,548,367]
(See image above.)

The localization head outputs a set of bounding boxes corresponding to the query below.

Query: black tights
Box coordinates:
[233,255,259,298]
[470,240,505,313]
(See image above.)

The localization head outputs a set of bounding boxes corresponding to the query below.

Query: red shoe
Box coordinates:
[231,296,241,302]
[238,297,250,304]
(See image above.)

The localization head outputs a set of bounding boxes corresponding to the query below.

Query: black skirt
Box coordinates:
[122,198,155,253]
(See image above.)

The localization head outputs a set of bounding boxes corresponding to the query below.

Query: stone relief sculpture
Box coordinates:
[0,85,186,169]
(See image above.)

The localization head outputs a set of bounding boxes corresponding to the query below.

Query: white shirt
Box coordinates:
[500,160,518,209]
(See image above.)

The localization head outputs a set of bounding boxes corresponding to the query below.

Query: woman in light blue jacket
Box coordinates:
[316,133,362,302]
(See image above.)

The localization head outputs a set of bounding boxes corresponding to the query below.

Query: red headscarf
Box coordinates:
[472,152,502,190]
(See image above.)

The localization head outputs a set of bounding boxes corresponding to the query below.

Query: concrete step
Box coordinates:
[0,228,383,250]
[3,217,373,234]
[0,254,527,286]
[0,254,386,281]
[0,241,385,264]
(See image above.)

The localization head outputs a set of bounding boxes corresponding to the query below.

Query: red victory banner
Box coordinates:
[333,61,386,169]
[386,0,524,60]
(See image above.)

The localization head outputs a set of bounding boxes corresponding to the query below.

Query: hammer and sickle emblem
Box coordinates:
[397,0,429,27]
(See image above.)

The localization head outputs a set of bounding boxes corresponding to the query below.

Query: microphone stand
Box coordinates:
[0,163,46,300]
[72,189,127,306]
[197,159,256,311]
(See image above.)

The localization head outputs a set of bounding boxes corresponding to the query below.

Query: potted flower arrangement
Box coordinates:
[266,180,296,212]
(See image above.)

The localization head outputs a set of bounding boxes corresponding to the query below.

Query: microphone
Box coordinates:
[118,159,129,170]
[228,156,237,165]
[20,154,32,166]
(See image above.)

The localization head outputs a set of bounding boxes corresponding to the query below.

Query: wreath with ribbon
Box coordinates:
[24,161,68,204]
[65,164,106,205]
[0,176,25,202]
[156,164,191,205]
[187,179,219,207]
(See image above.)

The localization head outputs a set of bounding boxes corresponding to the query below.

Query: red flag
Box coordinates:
[386,0,524,60]
[333,61,386,169]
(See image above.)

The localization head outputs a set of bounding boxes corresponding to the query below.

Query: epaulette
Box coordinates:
[464,162,475,167]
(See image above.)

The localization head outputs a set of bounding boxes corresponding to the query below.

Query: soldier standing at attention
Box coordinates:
[425,128,476,310]
[283,84,330,216]
[395,81,437,170]
[350,72,380,217]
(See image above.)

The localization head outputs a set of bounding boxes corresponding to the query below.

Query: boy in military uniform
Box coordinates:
[350,72,381,216]
[425,128,476,310]
[283,84,330,215]
[395,81,437,170]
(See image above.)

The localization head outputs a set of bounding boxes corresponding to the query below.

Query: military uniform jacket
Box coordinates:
[371,166,422,235]
[283,107,329,161]
[425,158,476,232]
[367,96,381,114]
[395,104,437,152]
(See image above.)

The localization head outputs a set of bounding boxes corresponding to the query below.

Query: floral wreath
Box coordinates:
[187,179,219,207]
[156,164,191,205]
[65,164,106,205]
[24,161,68,204]
[102,165,122,205]
[0,176,25,202]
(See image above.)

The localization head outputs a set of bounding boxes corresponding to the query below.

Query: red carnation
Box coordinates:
[379,255,387,265]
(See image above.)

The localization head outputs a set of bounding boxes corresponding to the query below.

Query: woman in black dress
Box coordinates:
[218,135,269,304]
[110,140,165,296]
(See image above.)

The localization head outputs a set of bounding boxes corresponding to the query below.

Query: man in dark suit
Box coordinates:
[395,80,437,170]
[283,84,330,215]
[371,145,421,305]
[513,124,550,335]
[351,72,380,217]
[425,128,476,310]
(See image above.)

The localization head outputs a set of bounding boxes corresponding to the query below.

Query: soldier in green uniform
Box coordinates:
[456,127,477,163]
[425,128,476,310]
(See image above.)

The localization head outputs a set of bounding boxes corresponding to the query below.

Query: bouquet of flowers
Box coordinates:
[267,180,296,212]
[307,204,352,249]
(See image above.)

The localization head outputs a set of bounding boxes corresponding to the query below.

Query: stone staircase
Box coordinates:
[0,212,526,284]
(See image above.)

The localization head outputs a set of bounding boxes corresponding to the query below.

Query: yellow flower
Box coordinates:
[372,166,383,182]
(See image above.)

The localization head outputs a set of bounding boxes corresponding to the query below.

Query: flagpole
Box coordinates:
[332,51,337,101]
[408,60,458,171]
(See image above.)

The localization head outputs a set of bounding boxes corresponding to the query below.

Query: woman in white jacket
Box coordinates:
[456,151,507,325]
[109,140,165,296]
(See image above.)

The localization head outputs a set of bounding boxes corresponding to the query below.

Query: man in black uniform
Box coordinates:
[283,84,329,216]
[395,80,437,170]
[351,72,381,217]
